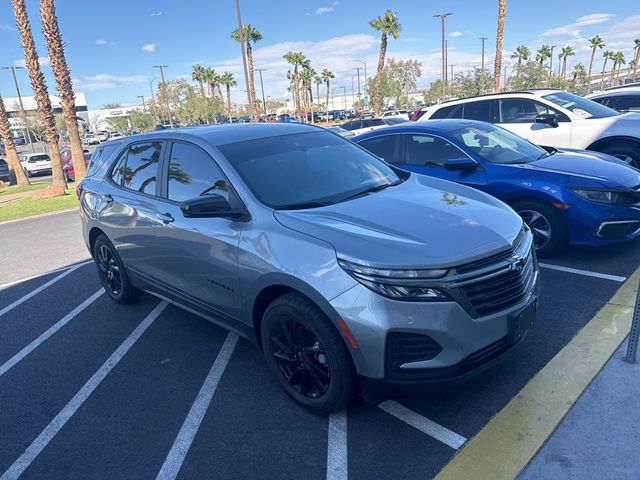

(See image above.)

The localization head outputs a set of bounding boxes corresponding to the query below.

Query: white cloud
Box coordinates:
[96,39,108,45]
[403,38,421,43]
[314,7,334,15]
[14,57,50,68]
[142,43,156,53]
[449,31,464,38]
[0,23,16,31]
[73,74,148,92]
[542,13,615,37]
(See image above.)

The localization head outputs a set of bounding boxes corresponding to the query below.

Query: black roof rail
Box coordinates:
[434,90,536,106]
[605,82,640,91]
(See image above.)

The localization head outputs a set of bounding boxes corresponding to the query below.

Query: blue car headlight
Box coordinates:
[571,188,640,205]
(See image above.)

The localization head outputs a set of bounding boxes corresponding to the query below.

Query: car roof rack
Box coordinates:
[604,82,640,91]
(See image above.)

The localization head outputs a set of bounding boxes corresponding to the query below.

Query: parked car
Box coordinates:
[413,90,640,167]
[13,136,26,146]
[79,124,538,412]
[324,125,356,139]
[587,83,640,114]
[381,109,410,120]
[60,147,93,182]
[109,132,125,140]
[96,131,110,142]
[355,120,640,256]
[0,158,10,183]
[20,153,52,177]
[341,117,407,135]
[83,133,100,145]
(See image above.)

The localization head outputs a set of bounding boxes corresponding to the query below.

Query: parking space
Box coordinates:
[1,238,639,479]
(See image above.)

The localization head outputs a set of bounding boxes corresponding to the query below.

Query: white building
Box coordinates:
[85,105,147,132]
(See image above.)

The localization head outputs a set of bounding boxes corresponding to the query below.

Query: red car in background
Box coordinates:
[60,147,92,182]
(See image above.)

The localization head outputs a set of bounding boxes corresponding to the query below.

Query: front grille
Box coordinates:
[386,332,443,378]
[597,221,640,238]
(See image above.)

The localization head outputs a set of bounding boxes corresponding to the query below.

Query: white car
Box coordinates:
[109,132,125,140]
[83,133,100,145]
[381,109,410,119]
[96,131,110,142]
[415,89,640,167]
[341,117,408,136]
[586,83,640,115]
[20,153,52,177]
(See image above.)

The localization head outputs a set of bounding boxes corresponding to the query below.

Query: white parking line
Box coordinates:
[538,263,626,283]
[0,300,168,480]
[0,261,93,317]
[0,289,104,378]
[155,332,239,480]
[326,409,348,480]
[378,400,466,449]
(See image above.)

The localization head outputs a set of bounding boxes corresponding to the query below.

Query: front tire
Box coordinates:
[512,200,567,257]
[93,234,142,304]
[261,292,356,414]
[597,143,640,169]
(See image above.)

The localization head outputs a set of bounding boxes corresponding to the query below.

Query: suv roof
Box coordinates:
[422,89,561,109]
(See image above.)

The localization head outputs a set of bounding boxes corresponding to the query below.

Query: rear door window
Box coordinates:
[110,141,163,195]
[430,104,463,119]
[604,95,640,113]
[463,100,497,122]
[358,135,399,163]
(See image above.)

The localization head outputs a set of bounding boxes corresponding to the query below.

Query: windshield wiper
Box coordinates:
[338,179,402,203]
[277,201,333,210]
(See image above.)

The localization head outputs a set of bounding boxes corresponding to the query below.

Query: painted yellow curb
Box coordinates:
[435,266,640,480]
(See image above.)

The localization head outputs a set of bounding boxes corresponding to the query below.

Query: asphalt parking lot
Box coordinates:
[1,211,639,479]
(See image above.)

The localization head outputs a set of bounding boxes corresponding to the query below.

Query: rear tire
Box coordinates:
[93,234,142,304]
[512,200,567,257]
[597,143,640,169]
[261,292,356,414]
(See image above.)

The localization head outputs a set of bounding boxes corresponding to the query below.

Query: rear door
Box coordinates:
[96,140,165,278]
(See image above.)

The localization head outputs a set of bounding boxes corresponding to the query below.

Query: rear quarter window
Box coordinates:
[430,104,463,119]
[87,143,120,177]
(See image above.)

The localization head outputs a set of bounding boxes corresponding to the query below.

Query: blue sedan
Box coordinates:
[354,120,640,256]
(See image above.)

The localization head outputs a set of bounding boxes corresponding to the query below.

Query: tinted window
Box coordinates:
[371,119,385,127]
[342,121,360,131]
[218,131,401,209]
[602,95,640,114]
[463,100,494,122]
[111,142,161,195]
[358,135,398,162]
[167,142,231,203]
[87,144,119,176]
[405,135,463,166]
[430,104,463,119]
[499,99,568,123]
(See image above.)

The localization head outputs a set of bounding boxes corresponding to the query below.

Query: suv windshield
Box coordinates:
[28,154,50,163]
[218,131,402,209]
[450,123,547,164]
[542,91,618,119]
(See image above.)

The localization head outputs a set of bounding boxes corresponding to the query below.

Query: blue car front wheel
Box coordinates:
[513,200,567,257]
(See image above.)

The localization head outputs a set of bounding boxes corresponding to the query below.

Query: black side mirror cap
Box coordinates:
[180,194,246,220]
[444,157,479,171]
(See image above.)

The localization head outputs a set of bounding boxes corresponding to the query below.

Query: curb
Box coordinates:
[435,265,640,480]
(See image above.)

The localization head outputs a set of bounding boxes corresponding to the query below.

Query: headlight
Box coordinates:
[572,189,639,205]
[337,258,450,301]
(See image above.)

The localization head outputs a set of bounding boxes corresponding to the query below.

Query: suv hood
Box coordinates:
[274,175,523,269]
[524,150,640,187]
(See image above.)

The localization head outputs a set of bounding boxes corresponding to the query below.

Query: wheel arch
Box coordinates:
[587,136,640,153]
[88,226,107,257]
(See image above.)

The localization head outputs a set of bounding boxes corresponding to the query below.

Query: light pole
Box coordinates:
[137,95,147,113]
[450,64,456,81]
[149,75,159,124]
[354,67,362,101]
[351,59,367,106]
[235,0,254,122]
[152,65,173,127]
[549,45,557,77]
[339,86,346,110]
[351,75,356,107]
[479,37,487,93]
[433,13,453,98]
[1,65,35,153]
[256,68,267,115]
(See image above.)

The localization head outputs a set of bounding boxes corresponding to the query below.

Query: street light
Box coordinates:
[549,45,557,77]
[137,95,147,113]
[433,12,453,98]
[351,59,367,106]
[479,37,488,93]
[256,68,267,115]
[0,65,35,153]
[152,65,173,127]
[149,75,160,124]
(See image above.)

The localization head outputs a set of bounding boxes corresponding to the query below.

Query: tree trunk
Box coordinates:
[325,81,330,115]
[293,67,300,116]
[587,47,596,87]
[40,0,85,183]
[493,0,506,92]
[198,80,205,97]
[373,33,387,117]
[246,44,257,121]
[600,58,608,90]
[12,0,66,190]
[561,57,567,79]
[610,61,617,85]
[633,47,639,80]
[316,84,321,108]
[226,85,232,116]
[0,95,30,185]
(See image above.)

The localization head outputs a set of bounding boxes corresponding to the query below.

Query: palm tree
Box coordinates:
[613,51,626,84]
[231,24,263,120]
[493,0,507,92]
[369,10,402,116]
[301,63,316,120]
[12,0,66,189]
[601,50,614,90]
[511,45,530,66]
[321,68,335,115]
[632,39,640,81]
[192,64,206,97]
[587,35,605,88]
[314,75,323,108]
[200,67,213,97]
[283,51,306,114]
[536,44,552,65]
[560,46,575,79]
[212,70,224,100]
[40,0,87,183]
[220,71,236,116]
[0,94,30,185]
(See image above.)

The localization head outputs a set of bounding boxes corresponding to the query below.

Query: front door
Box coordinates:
[152,140,243,320]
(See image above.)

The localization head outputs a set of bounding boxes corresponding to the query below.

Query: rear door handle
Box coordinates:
[156,212,174,224]
[103,194,113,205]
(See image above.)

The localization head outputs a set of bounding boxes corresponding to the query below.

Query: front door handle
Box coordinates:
[156,212,174,224]
[103,194,113,205]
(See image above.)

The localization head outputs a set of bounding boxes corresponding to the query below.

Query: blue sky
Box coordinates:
[0,0,638,109]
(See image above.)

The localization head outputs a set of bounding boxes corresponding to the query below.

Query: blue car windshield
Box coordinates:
[218,131,401,209]
[450,123,547,164]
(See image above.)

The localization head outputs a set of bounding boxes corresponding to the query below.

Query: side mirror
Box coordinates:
[180,194,244,219]
[444,157,478,171]
[535,112,559,128]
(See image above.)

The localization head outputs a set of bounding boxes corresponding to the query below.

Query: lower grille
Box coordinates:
[386,332,443,379]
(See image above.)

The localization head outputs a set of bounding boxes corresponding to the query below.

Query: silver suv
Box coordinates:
[79,123,539,413]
